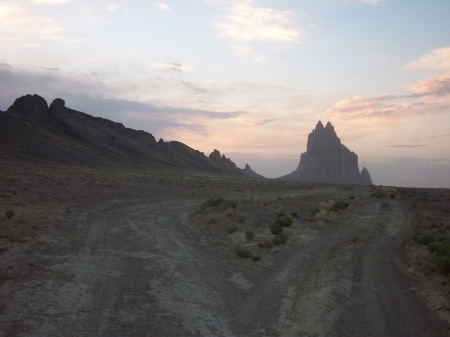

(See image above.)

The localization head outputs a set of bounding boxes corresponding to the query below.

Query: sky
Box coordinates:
[1,0,449,188]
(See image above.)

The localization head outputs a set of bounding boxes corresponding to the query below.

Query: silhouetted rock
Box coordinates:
[360,167,373,185]
[209,149,237,170]
[0,94,242,174]
[280,121,372,185]
[208,150,264,178]
[243,164,264,178]
[8,94,49,122]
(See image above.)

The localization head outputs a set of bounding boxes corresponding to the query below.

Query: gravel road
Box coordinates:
[1,186,448,336]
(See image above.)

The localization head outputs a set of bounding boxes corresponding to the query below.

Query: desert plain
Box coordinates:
[0,161,449,336]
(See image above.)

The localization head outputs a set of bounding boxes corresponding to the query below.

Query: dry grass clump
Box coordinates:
[311,199,351,223]
[312,201,336,222]
[371,187,396,198]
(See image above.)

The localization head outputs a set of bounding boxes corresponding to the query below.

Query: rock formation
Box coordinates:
[208,150,264,178]
[280,121,372,185]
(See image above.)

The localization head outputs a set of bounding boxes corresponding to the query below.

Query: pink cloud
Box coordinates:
[408,77,450,97]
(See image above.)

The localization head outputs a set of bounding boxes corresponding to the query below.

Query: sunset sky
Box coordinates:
[1,0,449,187]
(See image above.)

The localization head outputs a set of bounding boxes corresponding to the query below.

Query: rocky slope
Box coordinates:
[280,121,372,185]
[0,94,262,177]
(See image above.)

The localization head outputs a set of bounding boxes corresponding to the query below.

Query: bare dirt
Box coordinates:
[0,163,449,336]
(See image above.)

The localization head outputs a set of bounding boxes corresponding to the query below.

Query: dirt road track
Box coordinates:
[2,189,448,336]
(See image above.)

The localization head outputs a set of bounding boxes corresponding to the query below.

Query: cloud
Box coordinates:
[151,2,171,11]
[241,118,276,127]
[0,2,62,35]
[150,62,193,73]
[387,144,426,148]
[408,77,450,97]
[214,0,302,45]
[406,47,450,76]
[0,1,85,44]
[424,133,450,139]
[231,45,265,62]
[33,0,70,4]
[359,0,383,5]
[41,66,60,71]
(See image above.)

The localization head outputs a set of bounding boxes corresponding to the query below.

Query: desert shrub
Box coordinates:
[432,256,450,275]
[273,232,288,245]
[235,245,252,258]
[271,223,283,235]
[5,210,14,219]
[428,241,450,256]
[277,210,285,217]
[276,215,293,227]
[227,224,239,234]
[200,198,237,211]
[371,187,396,198]
[313,201,336,222]
[258,238,274,249]
[245,230,254,241]
[311,208,320,216]
[291,212,299,219]
[238,215,246,223]
[331,200,349,211]
[417,235,435,245]
[252,256,261,262]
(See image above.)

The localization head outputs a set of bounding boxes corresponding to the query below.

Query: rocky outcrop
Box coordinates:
[280,121,372,185]
[242,164,264,179]
[209,149,237,170]
[0,94,244,174]
[208,150,264,178]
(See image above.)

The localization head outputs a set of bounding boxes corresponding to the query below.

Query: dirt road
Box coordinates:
[1,185,448,336]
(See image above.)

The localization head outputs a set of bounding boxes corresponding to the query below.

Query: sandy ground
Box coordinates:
[0,163,449,336]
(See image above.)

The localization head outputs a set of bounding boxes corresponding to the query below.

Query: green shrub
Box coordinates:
[428,241,450,256]
[235,245,252,258]
[421,235,435,245]
[200,198,237,210]
[258,238,274,249]
[271,223,283,235]
[291,212,299,219]
[331,200,349,211]
[227,224,239,234]
[276,215,293,227]
[5,210,14,219]
[311,208,320,216]
[273,232,288,245]
[245,230,254,241]
[433,256,450,275]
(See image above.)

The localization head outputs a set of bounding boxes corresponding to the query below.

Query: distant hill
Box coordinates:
[280,121,372,185]
[0,94,263,178]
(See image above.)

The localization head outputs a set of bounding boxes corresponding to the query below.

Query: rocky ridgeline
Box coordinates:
[209,149,263,178]
[281,121,372,185]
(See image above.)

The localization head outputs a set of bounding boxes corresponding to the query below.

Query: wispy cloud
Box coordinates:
[324,47,450,125]
[33,0,70,4]
[151,2,171,11]
[408,77,450,97]
[105,4,129,13]
[405,47,450,75]
[150,62,193,73]
[241,118,276,127]
[213,0,302,45]
[231,45,265,62]
[359,0,383,5]
[388,144,426,148]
